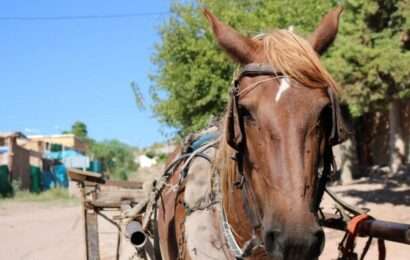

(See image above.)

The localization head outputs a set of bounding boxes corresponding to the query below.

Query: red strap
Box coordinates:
[347,214,371,236]
[342,214,386,260]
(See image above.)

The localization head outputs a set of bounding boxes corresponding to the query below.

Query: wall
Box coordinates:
[27,134,88,153]
[9,137,31,189]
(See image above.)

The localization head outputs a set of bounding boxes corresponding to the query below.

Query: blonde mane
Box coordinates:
[262,29,339,92]
[216,29,340,199]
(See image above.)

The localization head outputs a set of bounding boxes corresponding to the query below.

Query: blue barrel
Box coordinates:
[54,165,68,188]
[89,160,103,173]
[41,170,56,190]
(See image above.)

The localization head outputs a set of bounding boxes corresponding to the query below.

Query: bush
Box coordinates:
[89,140,138,181]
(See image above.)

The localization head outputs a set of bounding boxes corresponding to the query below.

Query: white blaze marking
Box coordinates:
[275,77,290,102]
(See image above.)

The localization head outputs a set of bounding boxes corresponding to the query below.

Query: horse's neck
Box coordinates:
[222,173,254,246]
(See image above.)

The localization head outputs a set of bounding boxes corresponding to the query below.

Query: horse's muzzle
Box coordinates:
[263,225,325,259]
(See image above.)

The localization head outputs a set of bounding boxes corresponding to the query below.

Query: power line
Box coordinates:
[0,12,170,21]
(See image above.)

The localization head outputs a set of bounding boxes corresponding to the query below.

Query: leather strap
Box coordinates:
[237,63,282,79]
[338,214,386,260]
[327,88,350,145]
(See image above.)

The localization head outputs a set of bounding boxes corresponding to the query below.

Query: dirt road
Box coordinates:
[0,200,135,260]
[320,180,410,260]
[0,201,83,260]
[0,179,409,260]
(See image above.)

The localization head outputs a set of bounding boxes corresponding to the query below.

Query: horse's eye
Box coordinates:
[238,105,255,121]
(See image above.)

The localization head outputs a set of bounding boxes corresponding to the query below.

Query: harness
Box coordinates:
[224,63,348,259]
[138,63,384,260]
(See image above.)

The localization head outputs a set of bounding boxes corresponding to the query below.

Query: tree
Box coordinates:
[71,121,88,138]
[323,0,410,172]
[152,0,410,173]
[150,0,334,135]
[89,140,137,181]
[63,121,88,139]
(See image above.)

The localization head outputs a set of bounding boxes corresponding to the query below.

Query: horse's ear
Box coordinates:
[203,8,259,64]
[308,6,343,55]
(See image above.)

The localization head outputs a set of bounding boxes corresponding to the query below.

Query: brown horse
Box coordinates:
[156,6,346,260]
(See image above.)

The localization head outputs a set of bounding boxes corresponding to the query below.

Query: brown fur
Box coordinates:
[216,27,341,213]
[308,6,344,55]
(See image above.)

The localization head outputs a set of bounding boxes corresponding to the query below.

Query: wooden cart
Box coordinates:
[68,168,146,260]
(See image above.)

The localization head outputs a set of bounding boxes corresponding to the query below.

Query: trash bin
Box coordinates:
[89,160,103,173]
[0,165,12,197]
[42,170,56,190]
[54,164,68,188]
[30,166,42,193]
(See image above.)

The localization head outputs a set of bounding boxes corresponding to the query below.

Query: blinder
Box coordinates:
[327,88,350,145]
[226,92,243,150]
[227,63,283,150]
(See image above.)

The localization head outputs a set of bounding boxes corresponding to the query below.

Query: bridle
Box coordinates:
[222,63,349,259]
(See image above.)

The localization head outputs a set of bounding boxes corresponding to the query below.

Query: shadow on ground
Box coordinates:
[340,166,410,206]
[341,187,410,206]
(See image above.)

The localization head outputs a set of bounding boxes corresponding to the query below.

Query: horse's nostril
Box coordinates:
[264,231,276,249]
[311,229,325,257]
[264,230,283,256]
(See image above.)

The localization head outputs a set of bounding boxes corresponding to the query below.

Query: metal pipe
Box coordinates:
[358,219,410,244]
[320,213,410,245]
[125,221,147,249]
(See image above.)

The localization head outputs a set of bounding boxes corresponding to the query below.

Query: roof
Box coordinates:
[28,134,76,139]
[0,132,27,139]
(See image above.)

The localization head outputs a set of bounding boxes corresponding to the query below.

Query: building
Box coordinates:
[0,132,31,189]
[0,133,90,191]
[136,154,157,168]
[24,134,88,154]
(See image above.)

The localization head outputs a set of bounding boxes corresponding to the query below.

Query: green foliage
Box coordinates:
[60,121,92,143]
[89,140,138,181]
[151,0,335,134]
[144,148,167,162]
[151,0,410,133]
[145,150,157,159]
[71,121,88,138]
[62,121,137,181]
[323,0,410,116]
[157,153,168,163]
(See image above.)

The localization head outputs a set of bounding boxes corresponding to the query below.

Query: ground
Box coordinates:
[0,176,409,260]
[320,175,410,260]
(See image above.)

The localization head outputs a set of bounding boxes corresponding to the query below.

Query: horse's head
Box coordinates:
[205,7,346,259]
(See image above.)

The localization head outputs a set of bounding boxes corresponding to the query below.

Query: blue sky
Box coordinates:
[0,0,174,147]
